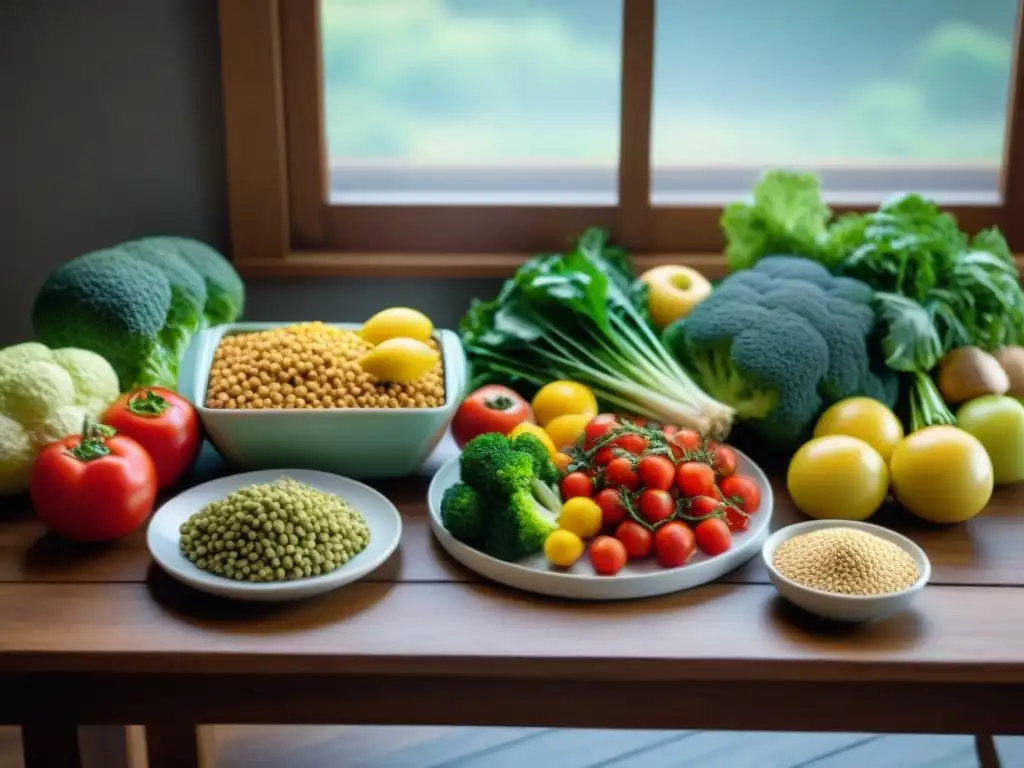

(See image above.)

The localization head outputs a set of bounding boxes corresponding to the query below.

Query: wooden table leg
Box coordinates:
[79,726,148,768]
[21,721,82,768]
[144,724,216,768]
[976,734,1002,768]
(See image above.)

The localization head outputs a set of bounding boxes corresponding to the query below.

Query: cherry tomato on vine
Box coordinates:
[612,433,648,456]
[584,413,619,448]
[615,520,653,559]
[605,457,639,491]
[654,522,696,568]
[638,488,675,525]
[712,444,738,478]
[695,518,732,556]
[662,425,678,439]
[687,495,723,521]
[595,487,628,528]
[671,429,702,457]
[636,454,675,491]
[561,471,593,500]
[676,461,716,498]
[589,536,627,575]
[724,503,751,532]
[720,475,761,514]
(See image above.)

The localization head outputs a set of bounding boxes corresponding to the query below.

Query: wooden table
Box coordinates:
[1,458,1023,767]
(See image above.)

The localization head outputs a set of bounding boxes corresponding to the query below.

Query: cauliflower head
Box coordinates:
[0,342,121,495]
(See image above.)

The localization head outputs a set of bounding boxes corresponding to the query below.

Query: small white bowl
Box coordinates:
[762,519,931,623]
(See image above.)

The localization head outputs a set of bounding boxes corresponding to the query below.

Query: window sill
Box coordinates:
[235,252,737,279]
[236,252,1024,280]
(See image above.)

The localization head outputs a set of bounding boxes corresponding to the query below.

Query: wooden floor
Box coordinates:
[0,726,1022,767]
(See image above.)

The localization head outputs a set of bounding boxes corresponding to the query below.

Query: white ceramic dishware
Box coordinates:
[761,519,931,623]
[147,469,402,601]
[427,448,774,601]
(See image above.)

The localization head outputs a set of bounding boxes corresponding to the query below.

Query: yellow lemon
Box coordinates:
[509,422,557,458]
[559,497,603,539]
[531,381,598,427]
[360,307,434,346]
[544,529,584,568]
[358,338,439,384]
[545,413,591,451]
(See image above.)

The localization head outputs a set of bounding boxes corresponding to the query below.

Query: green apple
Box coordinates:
[956,395,1024,485]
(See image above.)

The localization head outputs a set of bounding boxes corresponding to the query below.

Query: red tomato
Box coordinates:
[638,488,675,525]
[29,420,157,542]
[615,520,653,559]
[720,475,761,514]
[712,444,738,478]
[688,495,723,520]
[451,385,533,449]
[676,461,716,498]
[595,487,628,528]
[712,484,726,502]
[671,429,703,458]
[604,457,639,491]
[695,518,732,556]
[613,433,648,456]
[102,388,201,489]
[654,522,696,568]
[593,446,617,466]
[724,503,751,532]
[636,455,674,491]
[662,425,678,439]
[561,471,593,500]
[589,536,628,576]
[584,413,619,448]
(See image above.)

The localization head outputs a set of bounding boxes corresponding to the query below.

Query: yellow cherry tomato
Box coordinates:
[545,413,591,451]
[531,381,598,427]
[889,426,993,524]
[559,496,603,539]
[509,422,558,459]
[544,529,585,568]
[813,397,905,463]
[787,435,889,521]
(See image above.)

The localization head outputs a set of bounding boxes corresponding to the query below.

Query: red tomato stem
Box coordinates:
[67,418,116,462]
[126,389,170,417]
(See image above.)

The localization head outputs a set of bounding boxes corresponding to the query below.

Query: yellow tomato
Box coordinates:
[509,422,557,459]
[531,381,598,427]
[544,529,584,568]
[559,497,603,539]
[889,426,993,524]
[813,397,905,463]
[787,435,889,521]
[545,413,591,451]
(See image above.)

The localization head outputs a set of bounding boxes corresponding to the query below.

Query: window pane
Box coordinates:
[651,0,1017,204]
[321,0,623,204]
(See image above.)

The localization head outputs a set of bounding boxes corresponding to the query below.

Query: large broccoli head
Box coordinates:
[663,256,898,450]
[32,250,180,391]
[144,236,245,325]
[123,240,208,344]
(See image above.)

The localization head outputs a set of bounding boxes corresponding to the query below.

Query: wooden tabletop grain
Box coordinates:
[1,457,1023,737]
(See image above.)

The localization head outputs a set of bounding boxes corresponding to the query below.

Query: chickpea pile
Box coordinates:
[205,322,445,410]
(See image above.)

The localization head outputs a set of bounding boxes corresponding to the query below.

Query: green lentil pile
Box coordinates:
[179,476,370,582]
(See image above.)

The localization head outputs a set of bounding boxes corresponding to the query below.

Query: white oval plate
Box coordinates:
[147,469,402,602]
[427,449,773,601]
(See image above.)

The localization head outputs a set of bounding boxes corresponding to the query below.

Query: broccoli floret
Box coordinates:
[664,256,899,450]
[510,432,561,486]
[452,432,563,562]
[32,249,180,390]
[122,240,208,343]
[145,236,245,325]
[440,482,484,545]
[484,488,559,562]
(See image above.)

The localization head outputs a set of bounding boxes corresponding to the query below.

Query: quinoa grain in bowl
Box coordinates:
[205,322,445,410]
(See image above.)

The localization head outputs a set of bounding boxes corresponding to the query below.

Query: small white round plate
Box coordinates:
[762,519,931,623]
[427,449,773,601]
[147,469,402,602]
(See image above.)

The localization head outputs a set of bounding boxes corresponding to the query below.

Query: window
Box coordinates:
[218,0,1024,277]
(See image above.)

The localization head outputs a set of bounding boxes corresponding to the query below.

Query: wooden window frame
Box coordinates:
[220,0,1024,279]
